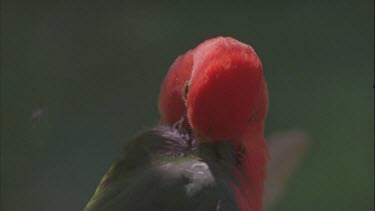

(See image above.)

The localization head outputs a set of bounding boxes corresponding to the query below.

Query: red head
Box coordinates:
[159,37,265,141]
[187,37,263,141]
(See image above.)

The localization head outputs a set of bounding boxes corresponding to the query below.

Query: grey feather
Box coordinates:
[84,126,240,211]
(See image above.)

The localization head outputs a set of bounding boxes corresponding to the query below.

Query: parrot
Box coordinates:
[84,37,269,211]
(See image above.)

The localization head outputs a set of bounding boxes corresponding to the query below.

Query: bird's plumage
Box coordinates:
[85,36,269,211]
[84,126,244,211]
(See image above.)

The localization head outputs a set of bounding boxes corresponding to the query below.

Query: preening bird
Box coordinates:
[84,37,269,211]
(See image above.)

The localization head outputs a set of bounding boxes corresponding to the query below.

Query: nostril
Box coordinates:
[248,111,257,123]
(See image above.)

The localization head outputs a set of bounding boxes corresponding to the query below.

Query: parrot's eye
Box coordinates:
[248,111,257,122]
[183,80,190,100]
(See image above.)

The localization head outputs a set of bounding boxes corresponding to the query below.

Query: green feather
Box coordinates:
[84,126,239,211]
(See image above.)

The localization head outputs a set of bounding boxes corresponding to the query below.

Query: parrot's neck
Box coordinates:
[232,125,268,211]
[196,128,268,211]
[198,142,236,165]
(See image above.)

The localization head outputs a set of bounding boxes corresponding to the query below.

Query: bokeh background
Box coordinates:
[2,0,374,210]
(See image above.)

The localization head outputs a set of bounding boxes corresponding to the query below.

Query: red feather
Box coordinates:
[159,37,268,211]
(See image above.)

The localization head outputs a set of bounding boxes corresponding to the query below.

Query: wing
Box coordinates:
[84,126,239,211]
[263,131,310,210]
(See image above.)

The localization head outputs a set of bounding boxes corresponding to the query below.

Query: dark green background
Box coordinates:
[2,1,374,210]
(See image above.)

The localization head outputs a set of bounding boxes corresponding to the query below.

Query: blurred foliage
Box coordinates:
[2,0,374,210]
